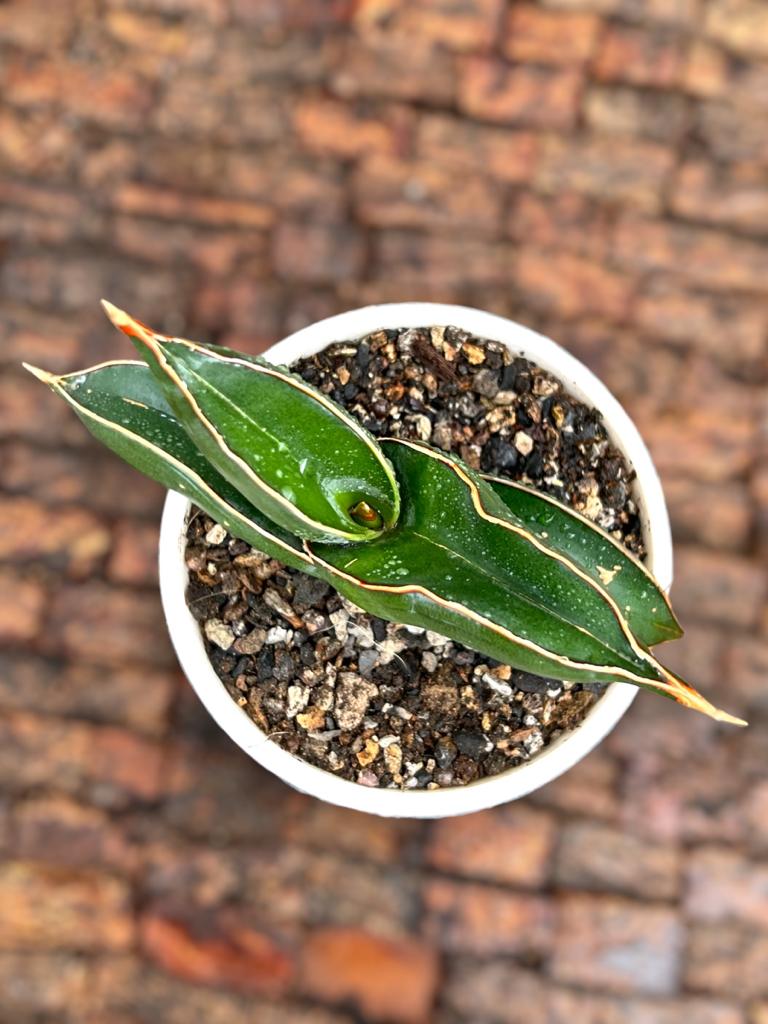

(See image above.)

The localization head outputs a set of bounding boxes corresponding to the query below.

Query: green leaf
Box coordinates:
[309,439,744,725]
[484,474,682,648]
[24,360,314,574]
[101,302,400,543]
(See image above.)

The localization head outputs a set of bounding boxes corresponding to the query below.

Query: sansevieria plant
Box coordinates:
[25,302,745,727]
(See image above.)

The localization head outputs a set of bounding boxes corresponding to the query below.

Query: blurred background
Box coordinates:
[1,0,767,1021]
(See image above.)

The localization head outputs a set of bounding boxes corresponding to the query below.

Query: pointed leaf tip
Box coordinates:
[22,362,57,385]
[100,300,156,345]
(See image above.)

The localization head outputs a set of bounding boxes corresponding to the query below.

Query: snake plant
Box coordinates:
[24,301,745,727]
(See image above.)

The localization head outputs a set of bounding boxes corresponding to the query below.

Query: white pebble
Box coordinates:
[205,522,228,545]
[514,431,534,456]
[204,618,234,651]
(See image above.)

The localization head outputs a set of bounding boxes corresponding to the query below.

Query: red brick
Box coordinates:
[0,372,92,446]
[683,39,768,106]
[551,895,683,995]
[0,861,134,951]
[611,216,768,291]
[671,159,768,235]
[0,497,111,577]
[140,912,293,995]
[281,798,416,864]
[422,878,554,955]
[294,96,404,159]
[107,520,160,587]
[685,924,768,999]
[353,156,503,234]
[458,57,581,127]
[685,846,768,928]
[672,546,767,629]
[1,250,184,320]
[530,748,620,820]
[504,5,600,63]
[105,9,211,58]
[443,960,742,1024]
[375,231,511,288]
[641,406,758,484]
[585,85,690,142]
[0,711,167,804]
[0,108,75,179]
[112,183,274,229]
[112,216,269,276]
[331,36,456,104]
[0,952,95,1019]
[355,0,503,51]
[3,57,153,130]
[723,634,768,713]
[426,805,556,887]
[1,442,165,518]
[665,478,753,551]
[273,222,366,284]
[157,79,290,146]
[696,99,768,164]
[516,248,634,320]
[0,569,46,646]
[0,0,75,50]
[416,113,540,184]
[593,24,686,87]
[12,795,136,872]
[633,282,768,372]
[705,0,768,59]
[541,0,698,24]
[300,927,438,1024]
[224,154,346,223]
[507,190,612,259]
[536,135,675,212]
[554,822,681,899]
[45,582,174,667]
[0,320,81,374]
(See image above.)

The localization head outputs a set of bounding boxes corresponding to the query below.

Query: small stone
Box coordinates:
[473,368,500,397]
[384,742,403,777]
[421,651,438,673]
[204,618,234,650]
[483,672,512,698]
[425,630,450,648]
[358,649,379,676]
[296,706,326,731]
[493,389,516,405]
[263,587,302,627]
[204,522,228,545]
[337,365,350,386]
[266,625,292,645]
[432,418,454,450]
[329,609,349,642]
[514,431,534,456]
[463,342,485,365]
[233,628,267,654]
[356,738,380,767]
[412,414,432,441]
[434,736,458,768]
[286,684,310,718]
[357,769,379,787]
[294,576,332,608]
[524,729,544,755]
[334,673,378,730]
[455,731,491,759]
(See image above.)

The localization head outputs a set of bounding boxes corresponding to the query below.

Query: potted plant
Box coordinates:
[26,301,744,819]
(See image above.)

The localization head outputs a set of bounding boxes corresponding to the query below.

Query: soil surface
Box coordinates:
[185,326,645,789]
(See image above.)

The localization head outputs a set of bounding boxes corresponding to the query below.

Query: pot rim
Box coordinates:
[158,302,673,819]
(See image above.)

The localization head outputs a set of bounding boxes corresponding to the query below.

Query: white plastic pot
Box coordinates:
[159,303,673,819]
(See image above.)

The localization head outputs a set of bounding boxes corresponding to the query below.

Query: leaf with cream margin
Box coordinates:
[101,301,400,544]
[309,440,745,725]
[23,359,313,574]
[484,474,682,648]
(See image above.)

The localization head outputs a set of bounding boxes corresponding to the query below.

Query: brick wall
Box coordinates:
[1,0,767,1021]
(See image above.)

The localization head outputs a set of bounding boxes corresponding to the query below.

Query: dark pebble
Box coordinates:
[454,731,488,759]
[481,435,518,473]
[294,576,331,609]
[434,735,458,768]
